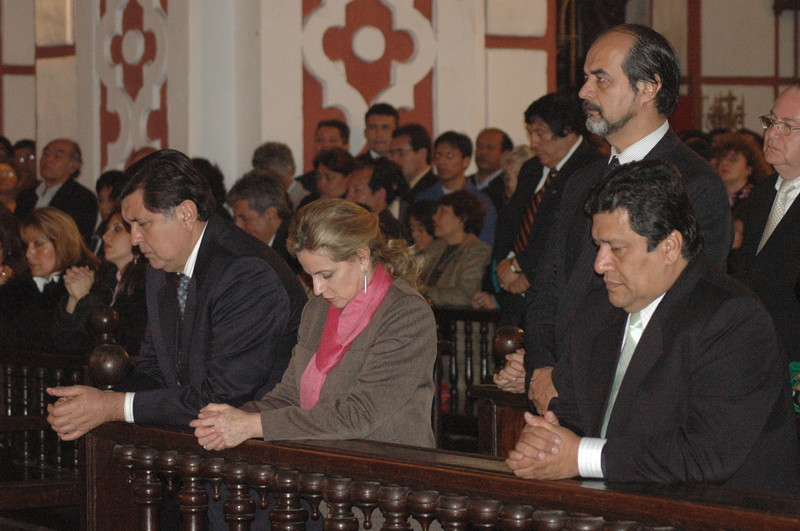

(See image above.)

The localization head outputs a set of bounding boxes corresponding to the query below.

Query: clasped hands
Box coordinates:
[506,410,581,480]
[495,258,530,294]
[189,404,262,451]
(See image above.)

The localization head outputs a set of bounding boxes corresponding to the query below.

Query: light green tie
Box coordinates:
[601,311,643,438]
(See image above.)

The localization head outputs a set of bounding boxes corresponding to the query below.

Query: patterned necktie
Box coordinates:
[176,273,190,316]
[513,168,557,254]
[605,156,621,176]
[601,311,643,437]
[757,178,798,253]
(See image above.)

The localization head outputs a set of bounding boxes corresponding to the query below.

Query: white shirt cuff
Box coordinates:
[578,437,607,478]
[124,392,135,423]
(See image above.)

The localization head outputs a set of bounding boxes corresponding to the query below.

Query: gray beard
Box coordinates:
[586,110,635,137]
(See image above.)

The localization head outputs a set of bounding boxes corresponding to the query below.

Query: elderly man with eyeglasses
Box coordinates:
[731,84,800,366]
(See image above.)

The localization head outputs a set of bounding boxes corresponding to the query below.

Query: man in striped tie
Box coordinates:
[506,160,798,495]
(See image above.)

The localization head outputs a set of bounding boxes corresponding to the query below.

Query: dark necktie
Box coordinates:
[513,168,556,254]
[605,156,621,176]
[176,273,190,316]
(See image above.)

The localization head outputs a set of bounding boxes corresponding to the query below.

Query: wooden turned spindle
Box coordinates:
[378,485,411,531]
[113,444,137,484]
[202,457,226,501]
[90,305,120,345]
[436,495,469,531]
[223,461,255,531]
[565,515,606,531]
[88,343,130,390]
[498,504,534,530]
[468,499,502,529]
[269,469,308,530]
[247,464,274,510]
[322,476,358,531]
[407,490,439,531]
[349,480,380,529]
[299,472,324,520]
[132,447,162,530]
[177,454,208,529]
[532,509,567,531]
[492,325,524,372]
[602,522,643,531]
[157,450,180,495]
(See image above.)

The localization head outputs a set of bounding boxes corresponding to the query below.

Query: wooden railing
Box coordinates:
[85,422,800,530]
[0,348,88,510]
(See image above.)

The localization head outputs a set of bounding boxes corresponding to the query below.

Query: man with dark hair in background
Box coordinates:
[296,119,351,198]
[357,103,399,162]
[507,160,798,495]
[389,123,437,199]
[15,138,97,244]
[347,159,410,242]
[11,139,37,192]
[469,127,513,212]
[46,149,306,441]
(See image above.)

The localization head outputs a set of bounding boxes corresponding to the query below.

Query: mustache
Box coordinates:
[582,101,602,114]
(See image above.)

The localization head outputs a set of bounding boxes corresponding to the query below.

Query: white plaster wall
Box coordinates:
[778,9,799,79]
[36,56,78,166]
[652,0,687,74]
[260,1,303,175]
[3,76,36,140]
[2,0,36,64]
[486,0,547,37]
[486,48,547,146]
[702,0,774,77]
[232,0,262,183]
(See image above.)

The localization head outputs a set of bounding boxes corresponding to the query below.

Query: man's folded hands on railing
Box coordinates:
[46,385,125,441]
[505,410,580,480]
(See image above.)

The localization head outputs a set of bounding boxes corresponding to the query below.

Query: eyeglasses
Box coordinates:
[388,148,413,158]
[434,152,459,161]
[0,170,16,178]
[760,115,800,136]
[16,154,35,163]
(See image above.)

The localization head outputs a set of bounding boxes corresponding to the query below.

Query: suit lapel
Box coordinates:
[155,277,179,384]
[759,179,800,254]
[584,312,627,436]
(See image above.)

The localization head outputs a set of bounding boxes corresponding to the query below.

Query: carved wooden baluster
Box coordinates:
[223,461,255,531]
[323,476,358,531]
[468,499,502,529]
[248,464,273,510]
[565,515,605,530]
[158,450,180,496]
[202,457,226,502]
[464,321,475,413]
[67,367,82,471]
[378,485,411,531]
[479,320,492,383]
[50,367,65,470]
[436,495,469,531]
[132,447,163,530]
[0,363,10,458]
[269,469,308,531]
[641,527,676,530]
[532,509,567,531]
[446,320,458,414]
[350,480,380,529]
[299,472,324,522]
[113,444,137,485]
[35,366,47,469]
[407,490,439,531]
[21,365,32,465]
[177,454,208,531]
[602,522,642,530]
[498,504,534,530]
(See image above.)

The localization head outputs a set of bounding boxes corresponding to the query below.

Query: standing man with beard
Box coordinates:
[523,24,732,413]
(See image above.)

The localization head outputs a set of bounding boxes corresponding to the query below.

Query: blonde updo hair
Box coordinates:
[288,198,420,289]
[21,207,99,272]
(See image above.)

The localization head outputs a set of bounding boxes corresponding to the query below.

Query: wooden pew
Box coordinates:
[84,422,800,530]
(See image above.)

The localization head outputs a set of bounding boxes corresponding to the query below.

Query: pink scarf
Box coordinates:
[299,263,393,409]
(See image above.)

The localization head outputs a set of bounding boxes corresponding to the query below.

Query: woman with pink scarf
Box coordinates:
[191,198,437,450]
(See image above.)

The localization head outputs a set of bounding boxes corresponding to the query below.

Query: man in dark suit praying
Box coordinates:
[46,149,306,440]
[507,160,799,495]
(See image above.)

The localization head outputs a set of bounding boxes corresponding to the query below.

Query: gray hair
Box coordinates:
[226,168,290,220]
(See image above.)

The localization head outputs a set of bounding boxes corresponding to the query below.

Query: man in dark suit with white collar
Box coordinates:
[507,160,799,495]
[46,149,306,440]
[732,85,800,364]
[15,138,97,243]
[524,24,732,412]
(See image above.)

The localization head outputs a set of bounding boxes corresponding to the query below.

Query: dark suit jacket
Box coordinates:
[732,174,800,362]
[525,128,733,378]
[129,216,307,425]
[409,168,438,199]
[16,179,98,244]
[470,171,507,213]
[550,256,799,494]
